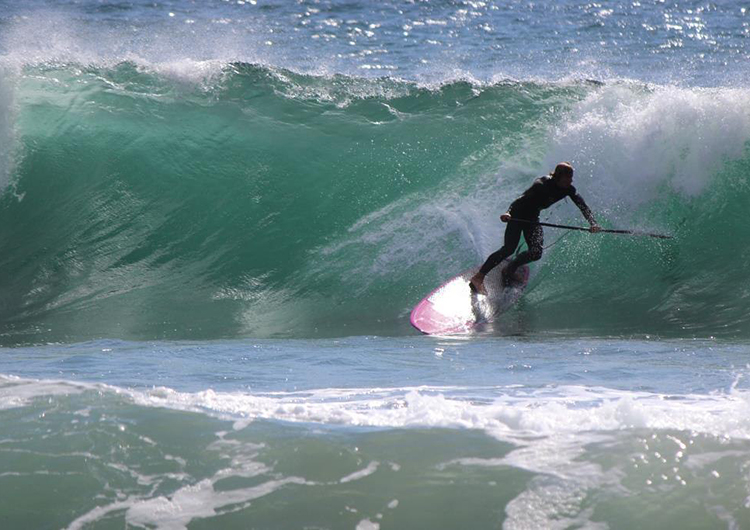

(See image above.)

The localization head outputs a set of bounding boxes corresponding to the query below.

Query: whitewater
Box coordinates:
[2,1,750,529]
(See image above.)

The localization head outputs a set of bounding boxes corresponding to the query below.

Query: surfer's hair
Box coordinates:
[551,162,574,179]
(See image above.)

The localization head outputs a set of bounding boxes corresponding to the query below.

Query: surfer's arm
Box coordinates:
[570,192,599,228]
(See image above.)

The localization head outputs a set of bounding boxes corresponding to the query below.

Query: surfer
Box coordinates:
[470,162,600,295]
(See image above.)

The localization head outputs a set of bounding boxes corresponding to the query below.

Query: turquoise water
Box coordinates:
[3,67,750,342]
[2,1,750,528]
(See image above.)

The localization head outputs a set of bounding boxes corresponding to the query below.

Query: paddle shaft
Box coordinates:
[510,218,673,239]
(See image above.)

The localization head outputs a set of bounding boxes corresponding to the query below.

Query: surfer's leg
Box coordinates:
[471,222,522,293]
[479,222,523,275]
[504,224,543,282]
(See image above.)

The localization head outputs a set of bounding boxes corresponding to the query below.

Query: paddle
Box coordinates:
[510,218,673,239]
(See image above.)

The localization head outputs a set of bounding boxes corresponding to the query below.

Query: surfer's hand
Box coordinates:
[589,225,601,233]
[500,213,511,222]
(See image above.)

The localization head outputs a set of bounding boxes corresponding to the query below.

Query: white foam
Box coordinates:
[356,519,380,530]
[547,83,750,211]
[6,374,750,443]
[64,425,306,530]
[127,477,307,530]
[117,382,750,446]
[339,461,379,484]
[65,476,308,530]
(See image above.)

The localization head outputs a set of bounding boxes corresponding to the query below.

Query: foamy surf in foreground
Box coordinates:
[3,368,750,529]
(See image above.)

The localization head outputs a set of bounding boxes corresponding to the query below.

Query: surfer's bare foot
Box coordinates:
[469,273,487,295]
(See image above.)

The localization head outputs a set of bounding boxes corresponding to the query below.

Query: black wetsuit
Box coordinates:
[479,176,596,277]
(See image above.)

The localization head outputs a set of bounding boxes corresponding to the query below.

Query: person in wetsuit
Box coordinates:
[470,162,600,295]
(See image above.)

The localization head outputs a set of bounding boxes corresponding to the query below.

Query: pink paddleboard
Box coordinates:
[410,260,529,335]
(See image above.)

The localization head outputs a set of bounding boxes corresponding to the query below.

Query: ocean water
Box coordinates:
[2,1,750,528]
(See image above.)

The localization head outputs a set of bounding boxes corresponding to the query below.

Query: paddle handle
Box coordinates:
[509,218,673,239]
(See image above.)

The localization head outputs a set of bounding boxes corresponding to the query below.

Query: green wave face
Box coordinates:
[1,63,748,342]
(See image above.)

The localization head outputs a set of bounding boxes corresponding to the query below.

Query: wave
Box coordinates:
[1,62,749,342]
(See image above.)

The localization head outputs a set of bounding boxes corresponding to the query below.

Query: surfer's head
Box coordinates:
[551,162,574,188]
